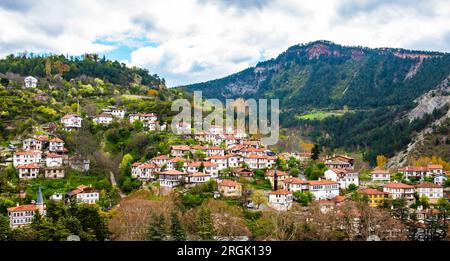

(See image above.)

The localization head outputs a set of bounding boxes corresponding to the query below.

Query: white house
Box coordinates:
[203,146,225,157]
[13,151,42,167]
[187,161,219,178]
[22,135,48,151]
[151,155,173,170]
[398,165,444,180]
[308,180,340,200]
[67,185,99,204]
[416,182,444,204]
[186,172,212,185]
[324,168,359,189]
[170,145,191,157]
[94,114,113,125]
[110,108,126,118]
[159,170,188,188]
[61,114,82,130]
[131,162,160,180]
[24,76,38,88]
[49,193,63,201]
[48,137,64,152]
[8,187,45,228]
[268,189,293,211]
[370,168,391,182]
[45,153,63,167]
[382,182,415,203]
[226,154,240,168]
[324,155,354,169]
[208,155,228,170]
[283,177,310,192]
[17,163,40,179]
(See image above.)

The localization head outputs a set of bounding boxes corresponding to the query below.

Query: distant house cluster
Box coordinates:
[13,134,90,180]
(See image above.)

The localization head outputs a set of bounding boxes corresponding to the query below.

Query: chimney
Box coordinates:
[273,166,278,191]
[16,203,19,207]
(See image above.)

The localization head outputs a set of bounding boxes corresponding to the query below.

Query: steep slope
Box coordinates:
[181,41,450,164]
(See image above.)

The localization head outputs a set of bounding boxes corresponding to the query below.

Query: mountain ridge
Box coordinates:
[180,40,450,164]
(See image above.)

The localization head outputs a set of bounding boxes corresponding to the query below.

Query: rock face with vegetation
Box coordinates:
[181,41,450,164]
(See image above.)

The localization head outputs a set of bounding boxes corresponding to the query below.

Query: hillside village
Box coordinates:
[1,56,450,241]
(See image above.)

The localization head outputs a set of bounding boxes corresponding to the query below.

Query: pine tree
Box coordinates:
[147,214,166,241]
[170,210,186,241]
[196,207,214,240]
[311,144,321,160]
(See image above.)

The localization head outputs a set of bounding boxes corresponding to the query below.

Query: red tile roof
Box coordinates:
[284,177,309,184]
[383,182,414,189]
[308,180,339,186]
[219,179,239,187]
[416,182,443,189]
[359,188,388,195]
[171,145,190,150]
[16,163,40,169]
[7,204,37,212]
[265,169,288,177]
[269,189,292,195]
[160,170,186,175]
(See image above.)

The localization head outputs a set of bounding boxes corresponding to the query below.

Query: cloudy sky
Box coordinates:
[0,0,449,86]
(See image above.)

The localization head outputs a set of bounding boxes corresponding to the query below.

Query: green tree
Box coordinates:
[196,207,214,240]
[170,210,186,241]
[311,144,321,160]
[293,191,314,206]
[251,190,267,209]
[147,214,167,241]
[175,161,185,171]
[0,214,11,241]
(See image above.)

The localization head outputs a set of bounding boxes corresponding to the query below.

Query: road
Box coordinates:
[110,171,126,198]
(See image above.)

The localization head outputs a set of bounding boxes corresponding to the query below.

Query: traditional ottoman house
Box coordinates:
[68,155,90,172]
[208,155,228,170]
[416,182,444,204]
[13,151,42,167]
[218,179,242,198]
[370,167,391,182]
[8,186,45,228]
[17,163,40,179]
[93,114,113,125]
[45,153,63,167]
[186,172,212,186]
[358,188,388,207]
[22,135,49,151]
[308,179,340,200]
[325,155,354,169]
[170,145,191,157]
[66,185,99,204]
[61,114,82,131]
[159,170,188,188]
[48,137,65,152]
[265,169,289,189]
[131,162,160,180]
[269,189,293,211]
[382,182,415,204]
[44,166,65,179]
[283,177,310,192]
[324,168,359,189]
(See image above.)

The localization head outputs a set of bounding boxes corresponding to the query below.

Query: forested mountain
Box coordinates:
[0,53,164,87]
[181,41,450,164]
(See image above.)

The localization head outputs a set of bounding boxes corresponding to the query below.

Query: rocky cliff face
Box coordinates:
[388,75,450,167]
[406,74,450,121]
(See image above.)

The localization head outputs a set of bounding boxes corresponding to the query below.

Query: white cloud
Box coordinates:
[0,0,449,86]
